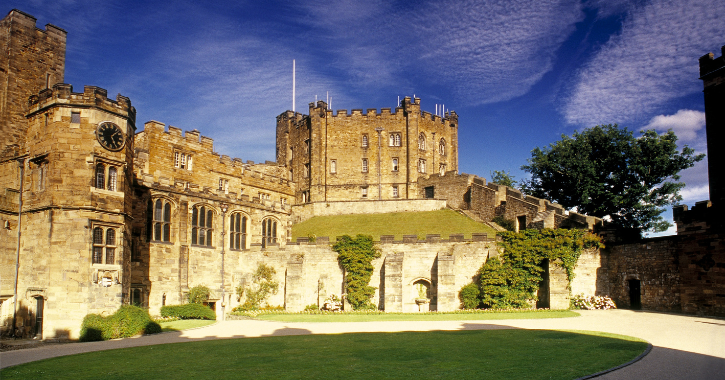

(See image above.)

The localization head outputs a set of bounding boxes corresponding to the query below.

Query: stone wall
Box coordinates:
[290,198,447,224]
[1,10,66,159]
[417,172,478,209]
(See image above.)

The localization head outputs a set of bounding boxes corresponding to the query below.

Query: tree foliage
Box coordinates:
[188,285,210,304]
[236,263,279,310]
[333,234,381,310]
[477,229,603,309]
[521,125,704,232]
[490,170,517,188]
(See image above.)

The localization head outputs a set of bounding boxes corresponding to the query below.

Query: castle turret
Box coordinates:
[699,46,725,207]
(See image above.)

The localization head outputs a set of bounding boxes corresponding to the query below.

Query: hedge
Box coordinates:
[80,305,161,342]
[160,303,216,320]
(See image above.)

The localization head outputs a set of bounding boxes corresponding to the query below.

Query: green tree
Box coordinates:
[188,285,210,304]
[521,124,703,232]
[236,263,279,310]
[490,170,517,188]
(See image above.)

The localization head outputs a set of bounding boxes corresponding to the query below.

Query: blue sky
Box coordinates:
[8,0,724,234]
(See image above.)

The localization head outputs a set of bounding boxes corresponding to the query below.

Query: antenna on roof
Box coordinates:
[327,91,329,109]
[292,59,296,112]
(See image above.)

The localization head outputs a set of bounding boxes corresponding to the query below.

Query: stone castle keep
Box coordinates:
[1,9,723,339]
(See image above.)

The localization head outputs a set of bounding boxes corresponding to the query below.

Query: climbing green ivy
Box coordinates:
[332,234,381,310]
[477,229,603,309]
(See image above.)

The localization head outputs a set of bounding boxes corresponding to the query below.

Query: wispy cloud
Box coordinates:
[295,0,585,106]
[644,109,705,142]
[563,0,725,127]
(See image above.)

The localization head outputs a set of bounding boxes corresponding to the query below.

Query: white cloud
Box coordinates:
[679,184,710,204]
[643,109,705,142]
[563,0,725,127]
[295,0,585,106]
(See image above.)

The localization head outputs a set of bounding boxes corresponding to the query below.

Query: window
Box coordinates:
[362,134,369,148]
[418,133,426,150]
[92,227,117,265]
[174,152,193,170]
[389,133,401,147]
[330,159,337,174]
[95,163,120,191]
[35,160,47,191]
[131,239,140,262]
[392,185,399,198]
[439,164,446,176]
[262,218,277,248]
[439,138,446,156]
[305,139,311,155]
[259,192,270,200]
[418,159,426,173]
[392,158,399,172]
[302,191,309,203]
[281,198,287,206]
[304,163,310,178]
[71,112,80,124]
[361,186,368,198]
[95,163,105,189]
[191,205,213,247]
[362,158,368,173]
[219,178,229,192]
[230,213,247,250]
[107,167,117,191]
[153,199,171,242]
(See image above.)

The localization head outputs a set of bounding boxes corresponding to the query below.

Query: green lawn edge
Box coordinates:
[236,309,580,322]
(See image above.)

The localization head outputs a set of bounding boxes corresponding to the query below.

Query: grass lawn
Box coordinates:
[159,319,216,332]
[0,330,648,380]
[253,310,579,322]
[291,209,497,242]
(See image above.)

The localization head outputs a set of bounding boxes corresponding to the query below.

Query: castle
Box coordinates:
[1,9,723,340]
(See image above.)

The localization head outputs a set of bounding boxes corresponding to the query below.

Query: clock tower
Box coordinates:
[16,84,136,338]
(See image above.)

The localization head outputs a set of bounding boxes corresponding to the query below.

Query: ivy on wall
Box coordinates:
[333,234,381,310]
[477,229,604,309]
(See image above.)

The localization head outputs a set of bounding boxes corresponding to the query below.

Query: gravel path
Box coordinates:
[1,309,723,379]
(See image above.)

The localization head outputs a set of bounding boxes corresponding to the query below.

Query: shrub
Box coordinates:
[492,216,515,231]
[459,282,481,309]
[79,305,161,342]
[235,264,279,310]
[188,285,211,304]
[160,303,216,320]
[571,294,617,310]
[304,304,319,311]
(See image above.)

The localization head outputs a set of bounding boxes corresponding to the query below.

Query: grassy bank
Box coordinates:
[291,209,496,242]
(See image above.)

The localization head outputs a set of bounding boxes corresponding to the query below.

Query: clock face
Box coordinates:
[96,122,125,151]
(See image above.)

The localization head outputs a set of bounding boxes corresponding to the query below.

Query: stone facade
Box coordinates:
[0,10,66,160]
[276,99,459,203]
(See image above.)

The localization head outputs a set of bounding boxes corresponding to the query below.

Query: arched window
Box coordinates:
[153,199,172,242]
[191,205,213,247]
[362,134,368,147]
[439,138,446,156]
[92,226,117,264]
[230,213,247,250]
[418,133,426,150]
[107,167,117,191]
[95,163,105,189]
[262,218,277,248]
[389,133,401,147]
[418,159,426,173]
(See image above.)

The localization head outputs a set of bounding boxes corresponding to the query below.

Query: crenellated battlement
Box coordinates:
[27,84,136,123]
[5,9,66,38]
[699,45,725,78]
[300,97,456,124]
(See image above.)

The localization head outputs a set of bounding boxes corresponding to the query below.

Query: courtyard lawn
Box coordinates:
[290,209,497,242]
[0,330,648,380]
[159,319,216,332]
[251,310,579,322]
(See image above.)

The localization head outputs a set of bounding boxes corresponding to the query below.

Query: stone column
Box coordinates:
[383,252,404,312]
[285,254,305,312]
[436,253,457,312]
